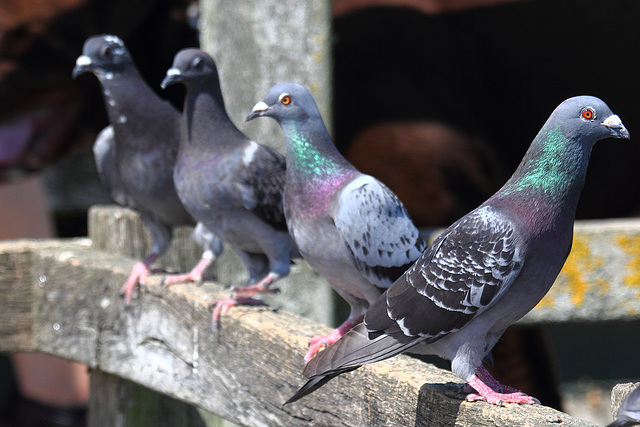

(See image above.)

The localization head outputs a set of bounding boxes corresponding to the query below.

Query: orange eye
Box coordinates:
[280,95,291,105]
[581,108,594,120]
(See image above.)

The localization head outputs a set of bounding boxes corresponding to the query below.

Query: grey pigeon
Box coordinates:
[246,83,426,362]
[282,95,630,405]
[73,35,222,303]
[608,385,640,427]
[160,49,298,326]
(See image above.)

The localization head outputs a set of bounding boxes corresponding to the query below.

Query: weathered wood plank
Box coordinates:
[0,239,595,426]
[610,382,640,424]
[0,244,37,351]
[524,219,640,323]
[88,205,335,326]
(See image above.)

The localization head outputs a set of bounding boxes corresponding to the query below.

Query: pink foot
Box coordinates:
[304,317,362,363]
[120,263,149,304]
[476,366,523,394]
[230,272,281,299]
[120,253,158,304]
[209,297,266,331]
[163,256,214,287]
[465,375,539,405]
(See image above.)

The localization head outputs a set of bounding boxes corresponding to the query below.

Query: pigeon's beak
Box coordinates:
[602,114,630,140]
[72,55,92,78]
[160,68,182,89]
[246,101,270,122]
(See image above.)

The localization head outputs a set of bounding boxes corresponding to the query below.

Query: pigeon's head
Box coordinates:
[161,49,220,90]
[72,34,131,79]
[246,83,321,124]
[552,96,630,143]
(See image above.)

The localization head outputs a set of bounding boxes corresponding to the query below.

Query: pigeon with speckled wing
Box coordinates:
[282,96,630,405]
[608,384,640,427]
[161,49,298,327]
[73,35,222,303]
[246,83,426,362]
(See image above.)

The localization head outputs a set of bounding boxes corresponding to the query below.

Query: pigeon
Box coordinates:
[160,49,298,327]
[281,95,630,405]
[246,83,426,362]
[73,35,222,303]
[608,384,640,427]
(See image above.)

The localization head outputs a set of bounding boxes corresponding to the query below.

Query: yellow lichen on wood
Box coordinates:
[617,235,640,293]
[615,235,640,316]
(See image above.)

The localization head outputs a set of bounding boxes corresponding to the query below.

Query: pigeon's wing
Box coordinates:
[93,125,130,206]
[333,174,426,288]
[365,205,525,343]
[230,141,288,230]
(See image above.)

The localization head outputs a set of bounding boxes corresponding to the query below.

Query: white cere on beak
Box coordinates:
[602,114,623,129]
[166,68,181,77]
[251,101,269,113]
[76,55,92,67]
[602,114,630,139]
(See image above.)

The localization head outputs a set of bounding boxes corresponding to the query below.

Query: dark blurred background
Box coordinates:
[1,0,639,424]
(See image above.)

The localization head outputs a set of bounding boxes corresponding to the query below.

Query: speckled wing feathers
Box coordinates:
[366,206,524,342]
[334,175,426,288]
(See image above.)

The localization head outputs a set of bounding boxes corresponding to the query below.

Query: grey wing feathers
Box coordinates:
[334,174,426,288]
[366,205,524,342]
[233,142,288,230]
[93,125,129,206]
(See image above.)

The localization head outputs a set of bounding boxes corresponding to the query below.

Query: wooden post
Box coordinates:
[199,0,332,153]
[88,370,210,427]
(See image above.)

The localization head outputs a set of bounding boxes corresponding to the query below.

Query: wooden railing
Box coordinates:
[5,205,640,426]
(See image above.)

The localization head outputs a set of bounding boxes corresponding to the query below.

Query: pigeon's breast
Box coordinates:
[285,170,358,220]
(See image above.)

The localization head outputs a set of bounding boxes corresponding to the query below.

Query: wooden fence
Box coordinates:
[3,205,640,426]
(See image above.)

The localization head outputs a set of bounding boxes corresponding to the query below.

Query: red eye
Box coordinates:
[281,95,291,105]
[581,108,594,120]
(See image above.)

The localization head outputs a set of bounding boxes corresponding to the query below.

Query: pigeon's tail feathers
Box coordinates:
[286,323,417,403]
[304,323,417,377]
[284,369,355,405]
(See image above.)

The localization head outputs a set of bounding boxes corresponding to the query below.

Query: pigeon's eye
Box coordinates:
[581,107,595,120]
[280,94,291,105]
[192,57,203,69]
[102,46,113,58]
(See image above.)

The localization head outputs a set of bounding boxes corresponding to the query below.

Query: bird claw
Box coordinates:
[305,333,341,363]
[120,262,151,304]
[466,374,538,405]
[228,284,280,299]
[208,297,267,331]
[465,391,537,406]
[163,256,213,288]
[162,272,203,287]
